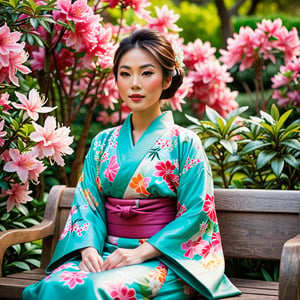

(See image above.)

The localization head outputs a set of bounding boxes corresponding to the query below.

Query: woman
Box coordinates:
[23,28,241,299]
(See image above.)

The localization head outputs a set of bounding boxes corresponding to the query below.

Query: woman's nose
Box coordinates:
[131,75,141,90]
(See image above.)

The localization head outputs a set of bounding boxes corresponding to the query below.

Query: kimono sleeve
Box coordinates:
[147,130,241,299]
[46,136,107,273]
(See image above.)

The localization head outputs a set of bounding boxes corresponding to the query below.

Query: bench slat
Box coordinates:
[215,189,300,213]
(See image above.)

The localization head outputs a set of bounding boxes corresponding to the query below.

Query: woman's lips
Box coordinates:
[129,94,145,102]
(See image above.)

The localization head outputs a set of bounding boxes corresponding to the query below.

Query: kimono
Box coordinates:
[23,111,241,300]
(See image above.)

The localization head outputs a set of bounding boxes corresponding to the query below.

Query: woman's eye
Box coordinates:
[142,71,154,76]
[120,72,130,77]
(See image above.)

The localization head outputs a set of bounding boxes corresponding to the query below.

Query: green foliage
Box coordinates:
[186,106,250,188]
[0,195,46,275]
[226,257,280,282]
[187,104,300,190]
[2,242,42,276]
[175,1,221,47]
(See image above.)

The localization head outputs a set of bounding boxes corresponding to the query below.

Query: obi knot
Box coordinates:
[116,205,137,218]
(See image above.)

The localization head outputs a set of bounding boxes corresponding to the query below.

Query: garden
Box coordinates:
[0,0,299,284]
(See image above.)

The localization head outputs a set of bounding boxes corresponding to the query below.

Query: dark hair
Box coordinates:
[113,28,183,99]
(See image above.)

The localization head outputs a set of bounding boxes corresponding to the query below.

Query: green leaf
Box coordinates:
[257,150,277,169]
[205,106,220,123]
[12,244,21,255]
[11,261,31,271]
[203,137,219,149]
[270,104,280,121]
[30,18,39,29]
[185,114,200,126]
[242,140,269,154]
[280,139,300,151]
[0,213,10,221]
[225,106,248,121]
[220,139,237,154]
[38,18,51,33]
[271,158,284,177]
[25,259,40,268]
[0,180,9,190]
[217,117,226,133]
[261,267,273,282]
[282,154,300,169]
[260,111,275,125]
[277,109,293,130]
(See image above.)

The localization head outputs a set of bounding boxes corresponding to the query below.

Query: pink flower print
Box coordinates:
[212,232,222,252]
[200,242,214,259]
[105,280,137,300]
[181,236,209,259]
[169,126,180,137]
[104,155,119,182]
[176,202,187,218]
[60,271,87,289]
[154,160,178,185]
[45,263,78,281]
[203,194,217,223]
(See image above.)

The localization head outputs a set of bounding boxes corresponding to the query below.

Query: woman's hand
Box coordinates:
[79,247,104,272]
[102,242,161,271]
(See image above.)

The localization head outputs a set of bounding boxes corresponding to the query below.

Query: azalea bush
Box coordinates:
[0,0,241,187]
[0,20,73,274]
[220,18,300,113]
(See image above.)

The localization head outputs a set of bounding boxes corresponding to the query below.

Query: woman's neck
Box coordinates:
[131,108,161,145]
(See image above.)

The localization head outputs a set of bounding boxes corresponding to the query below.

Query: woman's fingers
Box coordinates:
[79,247,103,272]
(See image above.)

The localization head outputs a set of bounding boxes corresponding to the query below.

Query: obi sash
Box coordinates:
[105,197,177,238]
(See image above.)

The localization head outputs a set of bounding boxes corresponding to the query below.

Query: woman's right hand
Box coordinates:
[79,247,104,272]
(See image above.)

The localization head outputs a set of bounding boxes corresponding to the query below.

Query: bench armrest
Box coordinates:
[279,234,300,300]
[0,185,66,277]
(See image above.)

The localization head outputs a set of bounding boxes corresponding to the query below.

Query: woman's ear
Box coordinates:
[163,76,172,90]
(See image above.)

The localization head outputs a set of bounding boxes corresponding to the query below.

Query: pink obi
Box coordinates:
[105,197,177,238]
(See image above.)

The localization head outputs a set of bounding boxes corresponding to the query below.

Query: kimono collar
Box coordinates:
[112,111,174,197]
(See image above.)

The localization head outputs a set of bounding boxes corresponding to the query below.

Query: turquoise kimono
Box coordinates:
[23,111,241,299]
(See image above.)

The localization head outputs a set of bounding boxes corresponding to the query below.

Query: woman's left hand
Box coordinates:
[102,242,161,271]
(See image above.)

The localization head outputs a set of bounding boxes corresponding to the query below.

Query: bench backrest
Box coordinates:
[41,186,300,267]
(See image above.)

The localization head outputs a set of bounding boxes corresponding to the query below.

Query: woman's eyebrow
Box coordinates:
[119,63,156,69]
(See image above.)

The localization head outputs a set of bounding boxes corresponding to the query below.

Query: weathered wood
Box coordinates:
[279,234,300,300]
[0,186,300,300]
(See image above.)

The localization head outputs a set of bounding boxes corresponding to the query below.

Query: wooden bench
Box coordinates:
[0,185,300,300]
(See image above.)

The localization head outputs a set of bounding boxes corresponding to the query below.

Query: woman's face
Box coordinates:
[116,47,171,114]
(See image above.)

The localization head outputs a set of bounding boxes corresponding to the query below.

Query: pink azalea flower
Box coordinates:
[203,194,217,223]
[60,271,87,289]
[13,89,56,121]
[3,149,45,183]
[183,39,216,70]
[146,5,182,33]
[30,116,73,166]
[0,119,7,146]
[0,23,23,65]
[103,0,150,18]
[0,182,33,213]
[57,0,92,23]
[164,77,192,112]
[0,92,12,111]
[104,155,120,182]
